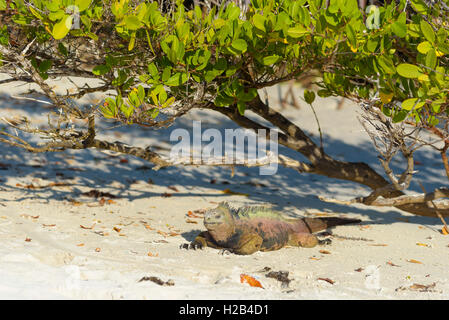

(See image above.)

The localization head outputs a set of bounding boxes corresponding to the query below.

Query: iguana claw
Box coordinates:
[218,248,233,255]
[318,238,332,246]
[179,242,203,250]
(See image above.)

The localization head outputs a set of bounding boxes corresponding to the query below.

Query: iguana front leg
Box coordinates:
[231,233,264,255]
[180,231,222,250]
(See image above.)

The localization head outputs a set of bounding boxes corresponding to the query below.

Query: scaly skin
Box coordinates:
[188,202,361,255]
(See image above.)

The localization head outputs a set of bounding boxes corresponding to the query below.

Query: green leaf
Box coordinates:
[391,12,406,38]
[237,101,246,115]
[392,110,408,123]
[304,90,315,104]
[75,0,91,12]
[230,39,247,53]
[161,96,175,109]
[402,98,425,111]
[148,63,159,78]
[227,5,240,20]
[396,64,423,79]
[52,15,73,40]
[345,23,356,48]
[58,43,68,56]
[165,72,189,86]
[417,41,432,54]
[92,64,110,75]
[38,60,52,73]
[420,20,435,44]
[261,55,281,66]
[287,26,307,38]
[410,0,428,14]
[377,55,396,74]
[425,49,437,69]
[124,16,142,30]
[253,14,266,32]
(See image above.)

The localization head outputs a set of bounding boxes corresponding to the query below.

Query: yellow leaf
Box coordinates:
[436,50,444,57]
[380,92,394,104]
[407,259,423,264]
[416,242,430,247]
[418,74,430,82]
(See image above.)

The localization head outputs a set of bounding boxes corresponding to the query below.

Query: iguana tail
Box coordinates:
[303,217,361,233]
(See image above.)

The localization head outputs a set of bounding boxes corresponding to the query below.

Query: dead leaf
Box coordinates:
[369,243,388,247]
[77,243,85,247]
[387,261,401,267]
[25,237,32,242]
[80,224,95,230]
[147,252,159,257]
[107,199,116,205]
[94,231,109,236]
[442,226,449,235]
[167,186,179,192]
[319,250,331,254]
[309,257,321,261]
[407,259,423,264]
[416,242,430,247]
[113,227,121,233]
[409,283,436,292]
[16,182,70,189]
[138,276,174,286]
[95,248,101,252]
[309,212,331,217]
[143,224,154,230]
[317,277,335,285]
[42,224,56,227]
[169,231,180,237]
[157,230,168,237]
[162,192,172,198]
[396,282,436,292]
[20,214,39,219]
[222,188,249,196]
[265,271,291,288]
[186,219,198,224]
[187,211,202,218]
[240,274,263,288]
[82,189,117,199]
[354,267,364,272]
[119,158,129,164]
[68,199,82,206]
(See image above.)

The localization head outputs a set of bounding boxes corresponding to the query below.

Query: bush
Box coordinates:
[0,0,448,218]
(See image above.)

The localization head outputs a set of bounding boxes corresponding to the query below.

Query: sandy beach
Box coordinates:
[0,74,448,299]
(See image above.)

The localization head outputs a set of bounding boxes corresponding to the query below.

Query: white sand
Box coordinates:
[0,75,448,299]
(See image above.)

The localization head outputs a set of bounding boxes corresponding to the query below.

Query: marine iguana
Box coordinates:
[181,202,361,255]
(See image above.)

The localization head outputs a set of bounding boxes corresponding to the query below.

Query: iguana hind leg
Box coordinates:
[288,233,319,248]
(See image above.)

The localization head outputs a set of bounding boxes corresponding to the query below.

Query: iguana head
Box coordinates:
[204,202,235,242]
